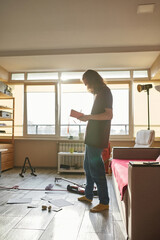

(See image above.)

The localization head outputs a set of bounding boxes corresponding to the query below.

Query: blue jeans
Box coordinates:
[84,144,109,205]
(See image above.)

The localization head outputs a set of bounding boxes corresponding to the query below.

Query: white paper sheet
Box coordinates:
[7,198,32,204]
[51,206,62,212]
[27,204,38,208]
[49,199,73,207]
[41,195,52,201]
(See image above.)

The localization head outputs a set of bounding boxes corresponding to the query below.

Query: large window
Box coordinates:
[61,83,93,137]
[60,82,130,137]
[108,83,129,135]
[10,69,160,140]
[26,85,56,135]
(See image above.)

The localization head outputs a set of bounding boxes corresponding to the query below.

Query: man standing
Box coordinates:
[77,69,113,213]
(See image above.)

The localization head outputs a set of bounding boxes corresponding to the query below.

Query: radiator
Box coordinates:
[58,142,85,170]
[58,142,85,152]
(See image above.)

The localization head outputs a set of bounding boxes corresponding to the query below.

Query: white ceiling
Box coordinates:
[0,0,160,72]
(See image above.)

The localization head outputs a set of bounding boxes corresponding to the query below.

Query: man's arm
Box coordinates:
[78,108,113,122]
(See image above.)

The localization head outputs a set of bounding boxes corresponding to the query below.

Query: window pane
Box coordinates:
[108,84,129,135]
[134,82,160,137]
[26,85,55,135]
[133,70,148,78]
[27,72,58,80]
[11,73,25,80]
[99,71,130,79]
[61,84,93,137]
[61,72,84,80]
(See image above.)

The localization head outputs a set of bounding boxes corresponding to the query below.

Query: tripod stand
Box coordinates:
[137,84,152,130]
[19,157,37,177]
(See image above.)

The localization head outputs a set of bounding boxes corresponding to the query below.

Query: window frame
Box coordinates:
[23,82,58,138]
[60,80,94,138]
[104,80,133,140]
[9,69,159,141]
[60,79,133,140]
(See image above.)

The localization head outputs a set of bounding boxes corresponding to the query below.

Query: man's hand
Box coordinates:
[77,115,90,122]
[77,108,113,121]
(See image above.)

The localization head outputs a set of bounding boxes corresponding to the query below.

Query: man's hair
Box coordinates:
[82,69,105,94]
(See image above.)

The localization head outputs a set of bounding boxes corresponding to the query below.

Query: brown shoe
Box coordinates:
[78,196,92,203]
[90,203,109,212]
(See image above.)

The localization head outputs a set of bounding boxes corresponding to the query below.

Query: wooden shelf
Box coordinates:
[0,125,12,128]
[0,92,13,99]
[0,118,14,121]
[0,91,14,172]
[0,107,13,110]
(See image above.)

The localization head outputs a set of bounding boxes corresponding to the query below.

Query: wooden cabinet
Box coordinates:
[1,143,14,171]
[0,92,14,171]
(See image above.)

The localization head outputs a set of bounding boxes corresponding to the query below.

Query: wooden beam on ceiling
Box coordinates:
[151,54,160,80]
[0,65,9,82]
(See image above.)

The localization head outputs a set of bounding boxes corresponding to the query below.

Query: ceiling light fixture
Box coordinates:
[137,3,155,14]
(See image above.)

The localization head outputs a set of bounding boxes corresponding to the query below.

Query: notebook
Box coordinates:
[70,109,84,119]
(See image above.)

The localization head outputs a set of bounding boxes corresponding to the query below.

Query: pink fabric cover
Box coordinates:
[156,155,160,162]
[112,159,155,200]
